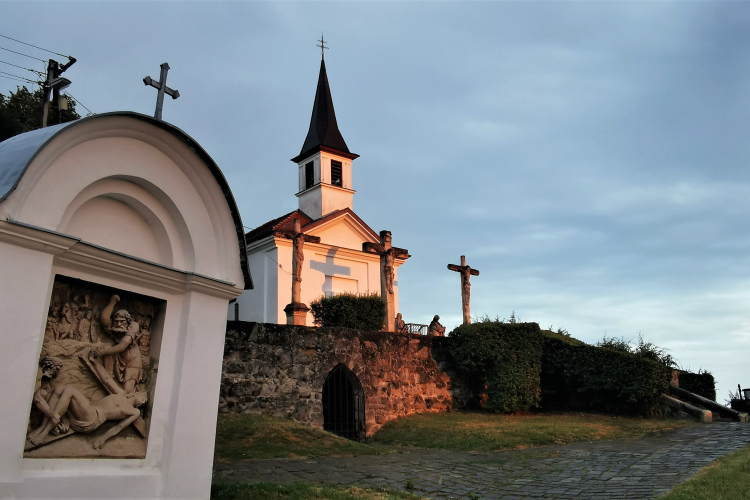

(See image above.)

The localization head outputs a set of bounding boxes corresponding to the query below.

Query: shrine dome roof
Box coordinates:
[0,111,252,289]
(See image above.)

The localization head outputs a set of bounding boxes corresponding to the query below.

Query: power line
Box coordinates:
[0,59,44,76]
[0,34,71,59]
[0,70,37,83]
[62,91,94,116]
[0,45,46,63]
[0,74,32,83]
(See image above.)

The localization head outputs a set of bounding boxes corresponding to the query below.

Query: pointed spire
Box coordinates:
[292,59,358,163]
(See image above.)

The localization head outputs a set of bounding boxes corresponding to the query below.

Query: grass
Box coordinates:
[211,482,426,500]
[370,411,692,452]
[662,444,750,500]
[214,414,385,461]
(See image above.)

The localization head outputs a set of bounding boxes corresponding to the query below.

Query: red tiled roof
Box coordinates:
[245,210,313,244]
[244,207,379,246]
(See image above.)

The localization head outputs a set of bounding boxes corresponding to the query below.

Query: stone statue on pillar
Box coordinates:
[278,218,320,325]
[363,230,410,331]
[447,255,480,325]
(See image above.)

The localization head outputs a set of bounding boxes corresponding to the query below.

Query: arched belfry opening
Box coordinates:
[323,364,366,442]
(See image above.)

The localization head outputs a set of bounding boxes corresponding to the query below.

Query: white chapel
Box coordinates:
[233,57,409,326]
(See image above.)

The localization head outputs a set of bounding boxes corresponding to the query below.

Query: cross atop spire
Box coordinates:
[316,33,328,60]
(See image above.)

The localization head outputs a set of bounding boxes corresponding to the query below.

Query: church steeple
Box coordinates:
[292,51,358,220]
[292,59,358,163]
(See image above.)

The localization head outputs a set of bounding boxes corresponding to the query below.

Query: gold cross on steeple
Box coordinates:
[316,33,328,60]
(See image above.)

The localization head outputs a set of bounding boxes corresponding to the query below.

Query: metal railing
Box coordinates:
[404,323,428,335]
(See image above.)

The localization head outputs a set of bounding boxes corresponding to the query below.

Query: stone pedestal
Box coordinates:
[285,302,310,325]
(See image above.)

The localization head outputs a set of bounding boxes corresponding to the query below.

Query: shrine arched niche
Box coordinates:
[322,363,366,442]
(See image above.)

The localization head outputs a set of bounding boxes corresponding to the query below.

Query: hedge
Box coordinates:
[678,371,716,402]
[540,331,672,416]
[446,321,543,413]
[309,292,385,330]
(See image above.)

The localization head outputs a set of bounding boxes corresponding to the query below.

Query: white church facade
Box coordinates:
[233,58,409,326]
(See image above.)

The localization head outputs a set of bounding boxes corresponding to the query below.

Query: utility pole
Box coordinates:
[40,56,75,128]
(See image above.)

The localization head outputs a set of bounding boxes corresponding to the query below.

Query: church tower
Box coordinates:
[291,58,358,220]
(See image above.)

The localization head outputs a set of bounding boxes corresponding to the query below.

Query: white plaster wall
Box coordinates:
[65,196,163,264]
[319,184,354,218]
[296,151,355,219]
[298,185,323,219]
[0,115,246,500]
[235,241,278,323]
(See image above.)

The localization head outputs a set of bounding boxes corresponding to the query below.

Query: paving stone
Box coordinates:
[214,422,750,499]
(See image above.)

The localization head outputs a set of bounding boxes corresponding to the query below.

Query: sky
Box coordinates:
[3,1,750,402]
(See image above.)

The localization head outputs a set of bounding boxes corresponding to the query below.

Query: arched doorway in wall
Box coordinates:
[322,364,366,442]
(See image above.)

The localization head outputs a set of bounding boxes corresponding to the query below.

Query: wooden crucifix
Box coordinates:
[277,218,320,325]
[363,231,410,331]
[447,255,480,325]
[143,63,180,121]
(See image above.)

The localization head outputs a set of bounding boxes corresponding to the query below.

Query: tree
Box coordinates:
[0,85,81,143]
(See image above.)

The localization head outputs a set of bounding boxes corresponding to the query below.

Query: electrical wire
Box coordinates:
[0,46,47,62]
[0,59,44,76]
[0,70,37,83]
[0,74,32,83]
[0,34,71,59]
[264,251,292,275]
[62,91,94,116]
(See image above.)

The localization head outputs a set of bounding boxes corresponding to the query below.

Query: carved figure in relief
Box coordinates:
[138,316,152,359]
[78,310,93,343]
[27,351,146,449]
[395,313,407,334]
[90,310,102,343]
[56,303,75,340]
[94,295,143,394]
[31,357,64,428]
[45,307,59,342]
[427,315,446,337]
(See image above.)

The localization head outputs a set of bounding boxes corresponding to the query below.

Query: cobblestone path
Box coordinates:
[214,422,750,499]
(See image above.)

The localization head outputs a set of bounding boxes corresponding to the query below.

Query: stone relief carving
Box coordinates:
[25,275,164,459]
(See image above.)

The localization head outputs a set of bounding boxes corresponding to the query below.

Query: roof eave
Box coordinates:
[291,144,359,164]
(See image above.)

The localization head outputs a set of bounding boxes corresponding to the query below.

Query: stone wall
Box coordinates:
[220,322,469,436]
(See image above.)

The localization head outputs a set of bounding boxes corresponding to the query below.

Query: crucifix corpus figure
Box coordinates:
[363,230,410,331]
[278,218,320,325]
[143,62,180,121]
[447,255,480,325]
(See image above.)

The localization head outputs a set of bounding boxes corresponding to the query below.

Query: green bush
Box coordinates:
[446,321,543,413]
[309,292,385,330]
[678,371,716,402]
[540,331,672,416]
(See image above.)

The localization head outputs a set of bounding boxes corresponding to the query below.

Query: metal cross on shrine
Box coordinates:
[447,255,480,325]
[363,230,410,331]
[277,218,320,325]
[143,63,180,121]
